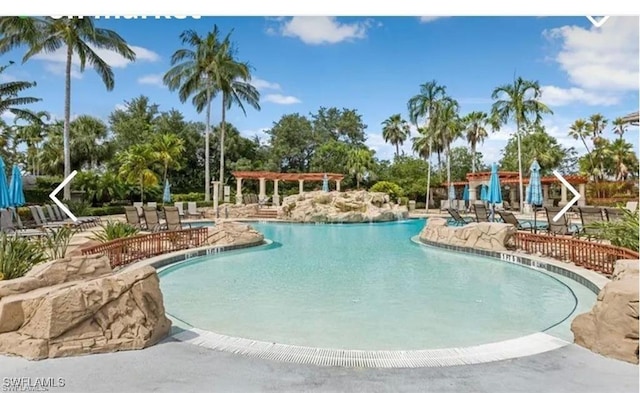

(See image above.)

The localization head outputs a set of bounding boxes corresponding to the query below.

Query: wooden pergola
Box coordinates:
[231,171,345,206]
[446,171,589,207]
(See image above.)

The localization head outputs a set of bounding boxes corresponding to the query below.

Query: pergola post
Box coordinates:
[298,179,304,194]
[259,177,266,200]
[468,181,477,202]
[273,179,280,207]
[212,181,220,215]
[509,187,517,204]
[235,178,243,205]
[559,184,568,206]
[336,180,341,191]
[578,183,586,206]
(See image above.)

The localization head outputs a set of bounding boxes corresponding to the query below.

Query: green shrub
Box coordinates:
[88,206,125,216]
[0,234,48,280]
[587,208,639,251]
[41,227,78,260]
[24,189,51,204]
[64,200,92,216]
[173,192,206,201]
[399,197,409,206]
[370,181,404,200]
[91,222,140,243]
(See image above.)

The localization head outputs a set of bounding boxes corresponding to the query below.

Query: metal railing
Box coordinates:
[81,227,209,268]
[513,232,639,275]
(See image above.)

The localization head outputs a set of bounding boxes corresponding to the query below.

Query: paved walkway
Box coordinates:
[0,338,637,393]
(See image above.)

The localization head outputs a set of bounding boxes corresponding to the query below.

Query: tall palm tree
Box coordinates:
[15,110,49,175]
[346,147,375,189]
[432,97,462,206]
[462,111,489,173]
[0,61,41,122]
[411,126,434,205]
[381,114,411,158]
[407,80,447,209]
[164,26,230,201]
[588,114,609,184]
[491,77,552,212]
[215,46,260,192]
[117,144,159,203]
[0,17,136,200]
[568,119,596,180]
[612,117,628,140]
[608,139,636,180]
[152,132,185,187]
[70,115,108,169]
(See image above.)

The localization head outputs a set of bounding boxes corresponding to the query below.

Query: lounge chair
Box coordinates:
[258,196,271,208]
[578,207,605,240]
[45,204,89,229]
[497,210,536,232]
[544,206,580,236]
[29,206,68,229]
[625,201,638,212]
[0,209,47,238]
[61,203,101,226]
[174,202,186,217]
[133,202,144,218]
[163,206,192,231]
[124,206,145,229]
[186,202,204,218]
[473,203,491,222]
[142,206,166,232]
[446,208,474,226]
[605,207,624,222]
[502,201,511,211]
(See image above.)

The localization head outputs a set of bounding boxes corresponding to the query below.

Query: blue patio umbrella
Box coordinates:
[8,164,25,206]
[480,184,488,201]
[486,163,503,221]
[526,159,543,233]
[462,184,469,201]
[162,179,171,203]
[322,173,329,192]
[0,157,10,208]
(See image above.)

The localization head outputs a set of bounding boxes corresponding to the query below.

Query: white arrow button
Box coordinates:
[49,171,78,222]
[552,170,581,222]
[586,16,610,28]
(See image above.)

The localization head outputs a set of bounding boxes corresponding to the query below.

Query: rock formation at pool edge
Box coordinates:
[279,191,408,222]
[0,255,171,360]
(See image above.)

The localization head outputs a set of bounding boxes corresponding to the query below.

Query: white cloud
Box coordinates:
[419,17,449,23]
[365,132,395,160]
[137,74,164,87]
[0,72,16,82]
[32,45,160,75]
[240,127,270,142]
[542,16,639,105]
[251,77,281,91]
[275,17,373,45]
[264,94,301,105]
[540,85,619,106]
[43,62,83,79]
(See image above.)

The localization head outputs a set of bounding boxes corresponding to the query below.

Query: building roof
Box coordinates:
[621,111,639,126]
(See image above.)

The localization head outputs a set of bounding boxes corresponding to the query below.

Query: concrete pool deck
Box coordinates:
[0,337,637,393]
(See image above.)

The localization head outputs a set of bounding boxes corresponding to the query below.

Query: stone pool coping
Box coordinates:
[130,222,608,368]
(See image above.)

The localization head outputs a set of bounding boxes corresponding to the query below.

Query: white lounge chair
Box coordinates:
[187,202,204,218]
[133,202,143,217]
[174,202,185,217]
[625,201,638,212]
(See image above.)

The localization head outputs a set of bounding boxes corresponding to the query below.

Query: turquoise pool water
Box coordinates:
[159,220,585,350]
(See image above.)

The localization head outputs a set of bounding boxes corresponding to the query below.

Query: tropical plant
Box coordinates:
[431,97,462,204]
[346,147,375,189]
[587,208,639,251]
[152,132,185,187]
[612,117,628,140]
[0,233,48,280]
[164,26,230,201]
[370,181,404,200]
[116,144,159,202]
[0,61,41,123]
[462,111,489,173]
[41,226,78,260]
[91,221,140,243]
[14,110,49,175]
[0,16,136,199]
[491,77,552,212]
[381,114,411,158]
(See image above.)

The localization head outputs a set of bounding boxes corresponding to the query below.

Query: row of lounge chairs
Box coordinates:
[446,203,626,238]
[132,202,204,219]
[0,204,101,238]
[124,206,194,232]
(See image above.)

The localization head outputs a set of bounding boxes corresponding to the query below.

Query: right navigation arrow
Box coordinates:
[552,170,581,222]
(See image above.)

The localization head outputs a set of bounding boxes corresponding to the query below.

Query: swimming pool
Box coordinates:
[159,219,594,350]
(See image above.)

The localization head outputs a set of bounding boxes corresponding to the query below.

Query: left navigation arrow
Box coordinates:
[49,170,78,222]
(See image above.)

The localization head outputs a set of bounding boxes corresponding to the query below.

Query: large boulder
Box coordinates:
[419,217,516,251]
[571,260,639,364]
[205,222,264,246]
[0,255,171,360]
[279,191,408,223]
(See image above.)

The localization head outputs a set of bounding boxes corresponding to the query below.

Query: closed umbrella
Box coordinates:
[462,184,469,201]
[8,164,25,206]
[480,184,488,201]
[0,158,10,208]
[486,163,503,222]
[526,159,543,233]
[162,179,171,204]
[322,173,329,192]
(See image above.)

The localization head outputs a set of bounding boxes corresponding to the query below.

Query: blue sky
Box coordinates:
[1,16,638,163]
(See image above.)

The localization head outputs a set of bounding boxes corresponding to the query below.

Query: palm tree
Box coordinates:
[491,77,552,212]
[152,133,185,187]
[215,46,260,192]
[381,114,411,158]
[407,80,447,209]
[0,61,41,122]
[14,110,49,175]
[462,111,489,173]
[0,17,136,200]
[612,117,628,140]
[568,119,596,181]
[164,26,229,201]
[70,115,108,169]
[588,114,609,184]
[432,98,462,206]
[411,126,434,205]
[346,148,375,189]
[117,144,159,203]
[608,139,636,180]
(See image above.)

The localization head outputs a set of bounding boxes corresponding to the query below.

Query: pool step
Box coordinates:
[250,209,278,219]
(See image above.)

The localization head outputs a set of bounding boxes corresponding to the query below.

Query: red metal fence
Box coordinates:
[513,232,639,275]
[81,228,209,268]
